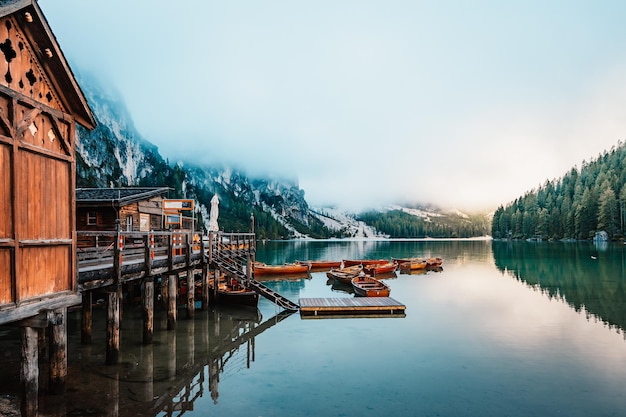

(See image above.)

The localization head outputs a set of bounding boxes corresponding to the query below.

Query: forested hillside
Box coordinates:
[357,209,490,238]
[491,142,626,241]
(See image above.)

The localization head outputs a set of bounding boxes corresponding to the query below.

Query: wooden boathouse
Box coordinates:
[0,1,395,414]
[0,0,96,415]
[76,187,171,234]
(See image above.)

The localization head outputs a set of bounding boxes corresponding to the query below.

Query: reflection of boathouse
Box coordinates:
[61,305,294,416]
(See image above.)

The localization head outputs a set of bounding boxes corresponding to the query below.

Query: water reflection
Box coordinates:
[256,238,493,267]
[43,305,295,416]
[329,278,354,294]
[492,241,626,334]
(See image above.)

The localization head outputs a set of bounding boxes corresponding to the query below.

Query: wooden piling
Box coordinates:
[186,269,194,319]
[81,291,92,344]
[162,274,169,309]
[168,234,174,270]
[213,269,220,300]
[167,274,177,330]
[20,326,38,417]
[201,262,209,310]
[143,277,154,344]
[106,290,120,365]
[208,231,213,264]
[49,308,67,395]
[144,234,152,277]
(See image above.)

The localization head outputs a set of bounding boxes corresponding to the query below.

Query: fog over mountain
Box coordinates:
[75,73,485,239]
[41,0,626,213]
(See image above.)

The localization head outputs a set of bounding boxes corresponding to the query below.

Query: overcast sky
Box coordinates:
[40,1,626,212]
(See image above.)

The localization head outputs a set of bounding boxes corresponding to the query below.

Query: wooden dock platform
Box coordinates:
[299,297,406,319]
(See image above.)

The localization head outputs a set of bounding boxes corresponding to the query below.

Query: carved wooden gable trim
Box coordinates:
[16,100,72,156]
[0,16,65,113]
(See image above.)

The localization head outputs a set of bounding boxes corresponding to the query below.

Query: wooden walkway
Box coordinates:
[299,297,406,318]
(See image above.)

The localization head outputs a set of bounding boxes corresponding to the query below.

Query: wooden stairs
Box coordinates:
[212,250,299,312]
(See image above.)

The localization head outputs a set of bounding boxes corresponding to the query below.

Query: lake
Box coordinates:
[4,239,626,416]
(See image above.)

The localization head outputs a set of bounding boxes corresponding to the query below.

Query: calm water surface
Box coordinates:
[8,240,626,416]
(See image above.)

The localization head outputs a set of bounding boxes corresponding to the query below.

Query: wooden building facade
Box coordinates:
[0,1,95,415]
[77,187,171,234]
[0,0,95,322]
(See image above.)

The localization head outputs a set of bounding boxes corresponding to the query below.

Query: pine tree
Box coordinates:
[597,185,619,237]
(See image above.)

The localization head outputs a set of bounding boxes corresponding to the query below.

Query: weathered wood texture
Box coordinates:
[20,326,38,417]
[0,16,66,112]
[142,278,154,344]
[167,274,177,330]
[81,291,92,344]
[77,195,165,233]
[0,143,11,237]
[0,11,88,319]
[0,248,12,304]
[299,297,406,318]
[76,206,117,233]
[106,290,120,365]
[49,308,67,395]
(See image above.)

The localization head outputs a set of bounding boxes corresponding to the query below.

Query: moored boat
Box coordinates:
[253,262,311,276]
[398,259,427,271]
[342,259,389,267]
[295,260,342,270]
[399,267,427,276]
[426,257,443,268]
[326,265,363,285]
[363,261,398,276]
[210,280,259,307]
[392,257,424,265]
[351,275,391,297]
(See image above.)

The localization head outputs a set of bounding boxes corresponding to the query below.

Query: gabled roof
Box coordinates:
[76,187,171,207]
[0,0,96,129]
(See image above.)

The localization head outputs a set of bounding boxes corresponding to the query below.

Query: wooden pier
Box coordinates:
[299,297,406,318]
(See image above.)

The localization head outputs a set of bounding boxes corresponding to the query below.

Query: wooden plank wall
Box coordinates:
[17,151,70,239]
[19,246,70,297]
[0,107,13,306]
[0,14,77,310]
[77,207,117,231]
[0,250,11,305]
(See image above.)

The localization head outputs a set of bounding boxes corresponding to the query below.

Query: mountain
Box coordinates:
[74,75,337,239]
[73,74,491,239]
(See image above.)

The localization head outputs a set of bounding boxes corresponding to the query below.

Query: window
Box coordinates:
[140,213,150,232]
[126,215,133,231]
[87,211,97,226]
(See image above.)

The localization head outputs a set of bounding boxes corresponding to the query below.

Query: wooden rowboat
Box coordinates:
[209,278,259,307]
[213,284,259,307]
[342,259,389,267]
[326,265,362,285]
[426,257,443,268]
[351,275,390,297]
[363,261,397,276]
[253,262,311,276]
[398,259,427,271]
[296,260,342,270]
[392,257,424,265]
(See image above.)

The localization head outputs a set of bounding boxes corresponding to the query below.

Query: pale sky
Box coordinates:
[40,0,626,212]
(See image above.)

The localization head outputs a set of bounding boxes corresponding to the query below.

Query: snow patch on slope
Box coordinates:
[311,207,386,238]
